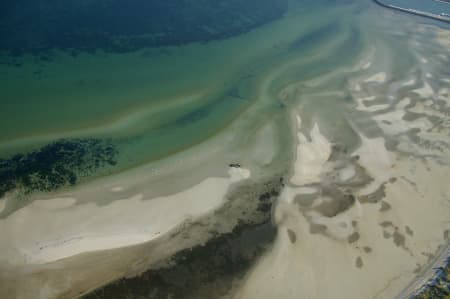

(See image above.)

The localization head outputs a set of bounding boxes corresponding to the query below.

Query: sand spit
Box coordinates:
[290,119,331,186]
[0,167,250,265]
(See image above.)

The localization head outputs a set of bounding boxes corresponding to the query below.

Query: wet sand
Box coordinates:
[0,2,449,299]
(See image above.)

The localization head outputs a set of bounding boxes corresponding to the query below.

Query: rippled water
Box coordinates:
[0,0,449,298]
[0,1,358,167]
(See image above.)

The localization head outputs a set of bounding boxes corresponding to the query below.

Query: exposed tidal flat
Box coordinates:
[1,0,450,298]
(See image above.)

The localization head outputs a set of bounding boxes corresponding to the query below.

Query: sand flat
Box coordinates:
[235,116,450,299]
[0,167,250,265]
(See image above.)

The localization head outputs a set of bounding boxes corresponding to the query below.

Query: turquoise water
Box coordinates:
[1,0,446,194]
[0,0,362,175]
[1,0,450,298]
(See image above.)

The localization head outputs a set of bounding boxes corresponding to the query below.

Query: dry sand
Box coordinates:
[290,118,331,186]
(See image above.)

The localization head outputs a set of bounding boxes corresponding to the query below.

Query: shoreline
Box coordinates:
[396,244,450,298]
[1,4,450,299]
[373,0,450,23]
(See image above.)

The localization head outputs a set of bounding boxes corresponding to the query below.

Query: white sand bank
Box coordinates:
[290,119,331,186]
[0,167,250,265]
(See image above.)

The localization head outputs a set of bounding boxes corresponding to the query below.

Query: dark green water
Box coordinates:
[0,0,360,190]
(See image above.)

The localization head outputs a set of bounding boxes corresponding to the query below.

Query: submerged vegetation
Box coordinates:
[0,138,117,197]
[82,179,283,299]
[83,222,276,299]
[0,0,288,57]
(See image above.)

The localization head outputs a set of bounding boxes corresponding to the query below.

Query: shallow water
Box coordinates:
[0,1,352,167]
[0,0,450,298]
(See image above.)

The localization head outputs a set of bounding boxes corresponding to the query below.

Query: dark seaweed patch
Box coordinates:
[82,220,276,299]
[82,178,283,299]
[257,190,278,213]
[0,138,118,197]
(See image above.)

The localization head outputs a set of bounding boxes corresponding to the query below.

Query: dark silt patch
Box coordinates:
[444,230,450,241]
[363,246,372,253]
[405,225,414,237]
[348,232,360,244]
[379,221,394,228]
[287,229,297,244]
[358,183,386,204]
[295,191,318,208]
[327,144,348,162]
[389,177,397,184]
[385,138,399,152]
[402,111,423,122]
[383,231,392,239]
[355,256,364,269]
[310,223,328,235]
[296,196,315,208]
[379,201,391,212]
[392,230,407,249]
[314,188,355,217]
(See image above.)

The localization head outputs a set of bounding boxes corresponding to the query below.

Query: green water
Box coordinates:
[0,1,365,174]
[4,0,439,184]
